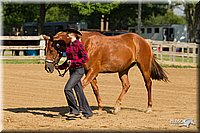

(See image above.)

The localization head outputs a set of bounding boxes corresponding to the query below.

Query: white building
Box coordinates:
[128,24,188,42]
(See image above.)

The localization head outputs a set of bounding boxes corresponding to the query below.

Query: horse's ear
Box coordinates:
[49,33,54,41]
[41,34,50,40]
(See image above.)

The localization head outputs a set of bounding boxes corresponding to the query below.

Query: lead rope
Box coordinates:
[57,67,69,77]
[55,60,69,77]
[54,51,69,77]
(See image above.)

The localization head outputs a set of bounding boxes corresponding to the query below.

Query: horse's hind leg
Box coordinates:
[137,63,152,113]
[112,69,130,114]
[90,78,103,112]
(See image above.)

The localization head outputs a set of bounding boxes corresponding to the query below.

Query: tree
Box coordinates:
[109,4,138,30]
[143,9,186,25]
[2,3,59,35]
[71,2,119,31]
[2,3,177,34]
[38,4,46,35]
[45,4,71,22]
[195,1,200,44]
[2,3,39,35]
[108,3,170,30]
[37,4,56,35]
[184,2,196,42]
[195,1,200,31]
[70,3,170,31]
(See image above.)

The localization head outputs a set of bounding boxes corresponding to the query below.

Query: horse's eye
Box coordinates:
[56,43,60,48]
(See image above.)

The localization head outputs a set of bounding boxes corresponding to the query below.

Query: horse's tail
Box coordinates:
[151,55,169,82]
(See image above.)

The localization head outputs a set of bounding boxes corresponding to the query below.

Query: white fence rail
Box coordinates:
[0,36,45,60]
[0,36,199,67]
[148,39,199,67]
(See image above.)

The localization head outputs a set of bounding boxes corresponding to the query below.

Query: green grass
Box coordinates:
[1,59,45,64]
[156,54,194,63]
[161,64,197,68]
[1,59,197,68]
[0,54,198,68]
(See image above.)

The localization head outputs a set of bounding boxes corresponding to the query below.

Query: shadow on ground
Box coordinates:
[3,106,144,118]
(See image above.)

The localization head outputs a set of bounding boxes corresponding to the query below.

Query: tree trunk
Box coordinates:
[195,1,200,30]
[38,4,46,35]
[195,1,200,44]
[184,3,195,42]
[137,1,142,35]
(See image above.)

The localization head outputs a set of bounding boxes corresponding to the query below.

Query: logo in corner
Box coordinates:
[170,118,195,128]
[182,118,195,128]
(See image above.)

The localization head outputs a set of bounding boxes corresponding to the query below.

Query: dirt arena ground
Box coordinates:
[2,64,199,132]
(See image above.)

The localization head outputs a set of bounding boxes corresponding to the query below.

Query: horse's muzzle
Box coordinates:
[45,62,54,73]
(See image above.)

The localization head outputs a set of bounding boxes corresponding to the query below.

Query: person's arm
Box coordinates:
[55,60,70,70]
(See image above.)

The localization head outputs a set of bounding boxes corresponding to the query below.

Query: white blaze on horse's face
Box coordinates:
[43,34,60,73]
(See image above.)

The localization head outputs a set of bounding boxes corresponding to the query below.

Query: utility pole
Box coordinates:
[101,14,104,32]
[105,17,109,31]
[137,0,142,35]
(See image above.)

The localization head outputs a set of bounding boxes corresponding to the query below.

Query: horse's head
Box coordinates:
[42,32,71,73]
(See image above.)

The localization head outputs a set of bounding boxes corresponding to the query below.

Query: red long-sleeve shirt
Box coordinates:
[58,39,88,70]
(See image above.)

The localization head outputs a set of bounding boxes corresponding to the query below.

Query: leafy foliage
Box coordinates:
[71,2,119,15]
[144,9,186,25]
[109,4,137,30]
[45,5,70,22]
[3,3,39,25]
[109,4,169,30]
[2,2,189,34]
[3,3,39,34]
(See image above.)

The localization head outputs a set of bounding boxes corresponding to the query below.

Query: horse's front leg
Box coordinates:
[82,67,102,110]
[82,67,99,88]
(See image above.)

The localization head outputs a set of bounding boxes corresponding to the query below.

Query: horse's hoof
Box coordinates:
[111,107,121,115]
[145,108,152,113]
[93,110,106,115]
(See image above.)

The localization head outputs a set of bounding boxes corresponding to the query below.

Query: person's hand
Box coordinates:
[67,60,71,66]
[55,60,71,70]
[55,65,60,70]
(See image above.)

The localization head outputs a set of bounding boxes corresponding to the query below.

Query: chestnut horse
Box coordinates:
[42,31,168,114]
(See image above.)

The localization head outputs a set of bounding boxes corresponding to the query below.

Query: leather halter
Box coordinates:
[45,39,68,77]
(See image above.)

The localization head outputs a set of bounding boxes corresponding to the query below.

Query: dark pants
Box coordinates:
[64,67,93,117]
